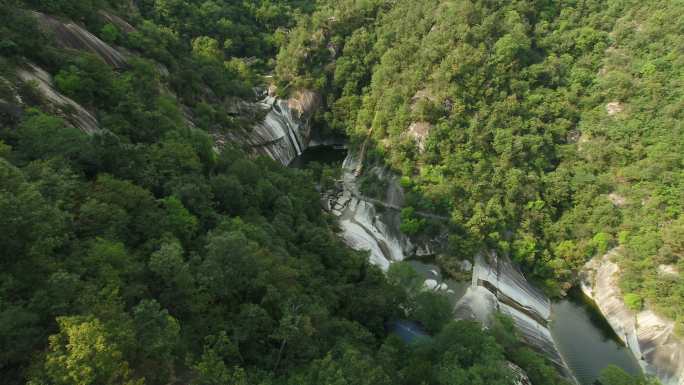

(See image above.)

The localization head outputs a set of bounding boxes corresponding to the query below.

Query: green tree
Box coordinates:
[40,316,142,385]
[192,36,223,62]
[412,291,452,334]
[101,24,120,44]
[598,365,660,385]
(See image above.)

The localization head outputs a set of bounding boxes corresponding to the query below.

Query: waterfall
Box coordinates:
[456,253,577,382]
[472,253,551,321]
[330,153,411,270]
[274,99,303,155]
[257,144,576,381]
[230,96,309,166]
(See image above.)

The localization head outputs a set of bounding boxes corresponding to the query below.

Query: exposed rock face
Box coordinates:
[287,89,321,120]
[227,91,321,165]
[17,64,99,133]
[98,10,137,34]
[608,192,628,207]
[581,250,684,385]
[32,11,127,68]
[508,361,533,385]
[410,88,437,109]
[606,101,625,116]
[406,121,432,152]
[658,264,679,277]
[455,253,577,383]
[267,84,278,97]
[325,154,413,270]
[226,95,309,165]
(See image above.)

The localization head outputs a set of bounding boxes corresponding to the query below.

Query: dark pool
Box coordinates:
[551,289,642,385]
[289,145,347,168]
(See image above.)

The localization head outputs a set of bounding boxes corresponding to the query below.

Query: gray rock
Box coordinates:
[581,250,684,385]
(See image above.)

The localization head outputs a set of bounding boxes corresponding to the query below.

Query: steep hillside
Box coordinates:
[278,0,683,329]
[0,2,573,385]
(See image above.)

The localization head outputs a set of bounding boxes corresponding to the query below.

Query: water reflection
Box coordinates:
[551,288,642,385]
[289,145,347,168]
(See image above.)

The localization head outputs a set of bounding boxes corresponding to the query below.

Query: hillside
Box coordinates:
[1,1,680,385]
[278,0,683,332]
[0,1,570,385]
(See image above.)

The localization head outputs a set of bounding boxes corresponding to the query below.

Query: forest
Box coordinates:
[278,0,683,333]
[0,0,680,385]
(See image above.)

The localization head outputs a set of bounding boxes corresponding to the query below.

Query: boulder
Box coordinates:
[287,89,321,119]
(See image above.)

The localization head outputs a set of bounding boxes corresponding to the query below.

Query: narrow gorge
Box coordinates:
[246,97,678,385]
[2,2,682,385]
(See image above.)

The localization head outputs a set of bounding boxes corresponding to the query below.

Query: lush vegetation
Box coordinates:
[598,365,661,385]
[277,0,684,334]
[0,1,574,385]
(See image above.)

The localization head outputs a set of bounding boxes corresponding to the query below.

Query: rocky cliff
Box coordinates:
[16,64,100,133]
[581,250,684,385]
[32,11,128,68]
[226,90,320,165]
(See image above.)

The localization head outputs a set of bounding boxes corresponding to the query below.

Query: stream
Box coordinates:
[291,145,643,385]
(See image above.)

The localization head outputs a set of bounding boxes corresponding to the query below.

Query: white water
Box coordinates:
[457,253,577,381]
[257,117,578,381]
[472,253,551,320]
[332,154,410,270]
[229,96,308,165]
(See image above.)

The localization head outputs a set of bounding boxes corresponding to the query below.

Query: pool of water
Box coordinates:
[406,259,643,384]
[551,289,642,385]
[289,145,347,168]
[390,320,430,343]
[406,260,469,306]
[302,144,643,383]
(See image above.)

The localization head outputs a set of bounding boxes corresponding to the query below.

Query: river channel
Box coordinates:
[291,145,642,385]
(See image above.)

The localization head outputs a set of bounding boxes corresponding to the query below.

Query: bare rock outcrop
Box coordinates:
[222,90,322,165]
[581,250,684,385]
[410,88,437,110]
[606,101,625,116]
[455,253,577,382]
[17,64,99,133]
[32,11,127,68]
[287,89,321,120]
[608,192,627,207]
[406,121,432,152]
[98,10,137,34]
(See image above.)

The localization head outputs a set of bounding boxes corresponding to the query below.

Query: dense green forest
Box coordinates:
[0,1,580,385]
[0,0,678,385]
[278,0,684,333]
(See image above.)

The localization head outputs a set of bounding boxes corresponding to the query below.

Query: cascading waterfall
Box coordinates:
[327,153,411,270]
[252,108,578,380]
[272,100,303,155]
[229,96,309,166]
[456,253,577,382]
